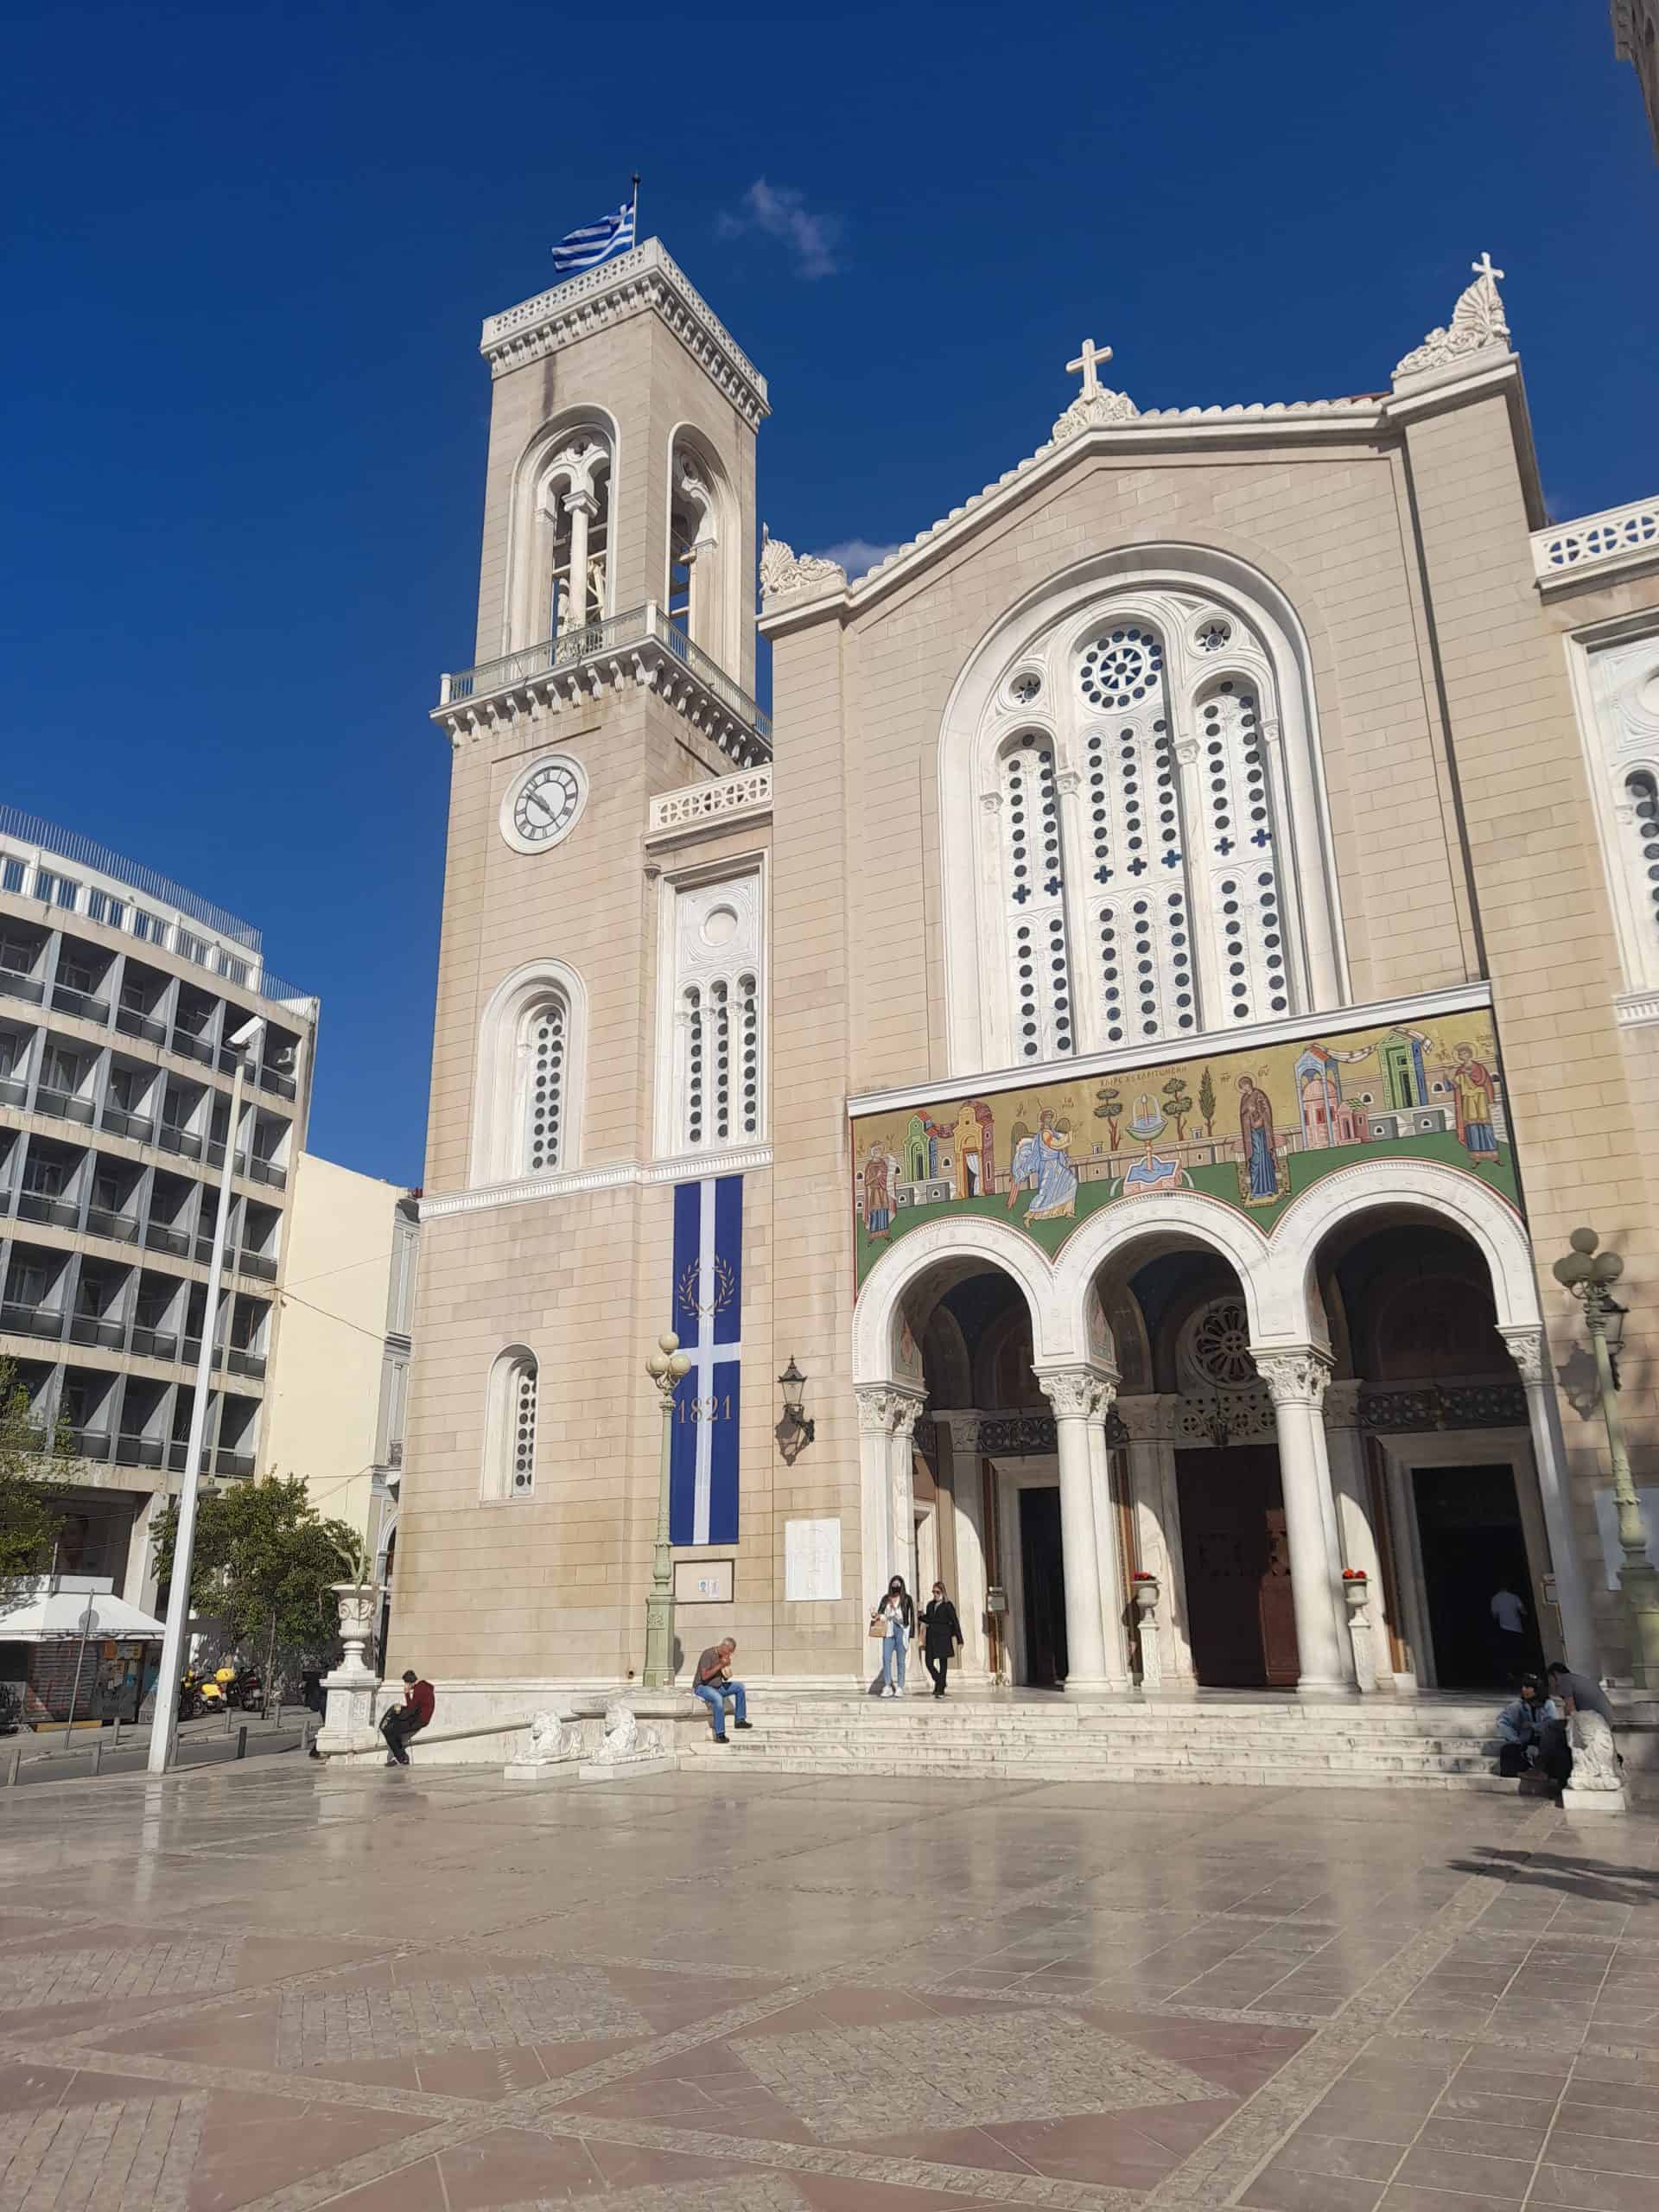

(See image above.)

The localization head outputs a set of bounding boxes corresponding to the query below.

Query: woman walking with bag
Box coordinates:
[919,1582,963,1698]
[872,1576,914,1698]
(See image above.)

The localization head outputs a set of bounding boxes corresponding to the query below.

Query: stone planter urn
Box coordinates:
[315,1581,381,1757]
[1341,1573,1376,1693]
[1132,1576,1162,1692]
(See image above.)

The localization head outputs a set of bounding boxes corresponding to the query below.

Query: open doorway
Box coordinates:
[1019,1486,1067,1687]
[1412,1462,1540,1688]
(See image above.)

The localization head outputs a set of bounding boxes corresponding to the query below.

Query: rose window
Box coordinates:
[1079,626,1163,709]
[1188,1299,1257,1391]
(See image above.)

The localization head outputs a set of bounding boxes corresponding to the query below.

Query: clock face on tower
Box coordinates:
[501,755,588,854]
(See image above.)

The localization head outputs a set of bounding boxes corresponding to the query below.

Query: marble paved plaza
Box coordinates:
[0,1762,1657,2212]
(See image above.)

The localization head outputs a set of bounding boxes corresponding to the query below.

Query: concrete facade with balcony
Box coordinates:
[0,808,316,1606]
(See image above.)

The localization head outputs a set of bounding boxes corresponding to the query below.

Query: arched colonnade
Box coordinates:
[852,1158,1594,1696]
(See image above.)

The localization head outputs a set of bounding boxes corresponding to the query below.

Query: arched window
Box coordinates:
[483,1345,538,1500]
[1568,625,1659,1007]
[665,430,740,673]
[658,872,765,1154]
[503,414,616,653]
[940,559,1344,1072]
[470,960,588,1186]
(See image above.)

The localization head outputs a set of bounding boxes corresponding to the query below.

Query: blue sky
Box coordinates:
[3,0,1655,1186]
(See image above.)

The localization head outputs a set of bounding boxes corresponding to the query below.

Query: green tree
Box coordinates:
[1161,1076,1194,1142]
[1093,1084,1122,1149]
[1198,1065,1217,1138]
[151,1475,362,1698]
[0,1357,71,1588]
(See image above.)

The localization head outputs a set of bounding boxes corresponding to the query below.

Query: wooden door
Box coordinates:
[1175,1446,1301,1688]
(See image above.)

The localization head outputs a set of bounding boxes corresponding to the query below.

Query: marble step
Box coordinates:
[707,1732,1491,1766]
[680,1747,1513,1791]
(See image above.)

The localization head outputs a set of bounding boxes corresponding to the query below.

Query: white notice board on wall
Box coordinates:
[785,1517,842,1602]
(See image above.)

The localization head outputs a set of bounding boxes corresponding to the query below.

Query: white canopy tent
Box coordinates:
[0,1574,166,1643]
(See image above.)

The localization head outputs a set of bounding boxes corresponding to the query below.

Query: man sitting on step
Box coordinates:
[691,1639,753,1744]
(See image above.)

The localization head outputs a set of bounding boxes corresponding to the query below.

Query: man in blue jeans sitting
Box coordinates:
[691,1638,753,1744]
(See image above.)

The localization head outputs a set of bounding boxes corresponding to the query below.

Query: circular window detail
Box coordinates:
[501,753,588,855]
[1184,1297,1258,1393]
[1195,618,1233,654]
[1079,626,1164,709]
[701,904,740,947]
[1008,669,1043,707]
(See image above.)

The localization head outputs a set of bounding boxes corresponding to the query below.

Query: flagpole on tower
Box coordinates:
[631,173,640,238]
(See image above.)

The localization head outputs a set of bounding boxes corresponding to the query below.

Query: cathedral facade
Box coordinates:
[387,239,1659,1714]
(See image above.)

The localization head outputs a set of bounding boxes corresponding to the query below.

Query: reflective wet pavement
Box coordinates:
[0,1758,1656,2209]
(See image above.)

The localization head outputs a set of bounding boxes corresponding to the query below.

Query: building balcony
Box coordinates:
[67,1313,125,1350]
[115,1433,165,1470]
[0,1074,26,1108]
[15,1191,79,1230]
[100,1105,155,1143]
[237,1249,278,1282]
[130,1325,181,1361]
[0,968,45,1007]
[84,1205,141,1243]
[115,1005,166,1046]
[34,1087,96,1128]
[51,982,110,1025]
[64,1427,113,1462]
[246,1157,287,1190]
[226,1347,266,1379]
[435,602,771,769]
[144,1221,191,1257]
[0,1301,64,1339]
[1533,495,1659,589]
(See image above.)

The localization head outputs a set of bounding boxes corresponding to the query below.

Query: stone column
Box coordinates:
[1034,1369,1117,1694]
[854,1385,925,1618]
[1324,1379,1384,1693]
[562,489,598,629]
[1254,1349,1357,1696]
[1116,1395,1197,1687]
[1085,1414,1135,1691]
[1498,1324,1599,1675]
[939,1412,995,1681]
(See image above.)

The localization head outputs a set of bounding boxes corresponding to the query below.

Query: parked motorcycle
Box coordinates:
[178,1669,209,1721]
[230,1666,264,1713]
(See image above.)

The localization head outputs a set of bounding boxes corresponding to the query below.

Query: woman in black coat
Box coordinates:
[918,1582,963,1698]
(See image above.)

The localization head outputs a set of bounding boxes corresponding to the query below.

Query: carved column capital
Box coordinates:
[938,1410,985,1452]
[1034,1367,1116,1421]
[855,1384,926,1438]
[979,790,1003,816]
[1253,1347,1333,1409]
[1322,1378,1364,1429]
[1055,766,1083,797]
[563,487,600,518]
[1498,1325,1547,1385]
[1113,1394,1171,1443]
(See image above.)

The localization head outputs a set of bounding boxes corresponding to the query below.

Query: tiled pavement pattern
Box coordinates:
[0,1758,1653,2212]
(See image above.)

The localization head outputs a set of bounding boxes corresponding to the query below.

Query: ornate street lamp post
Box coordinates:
[1553,1227,1659,1690]
[643,1332,691,1688]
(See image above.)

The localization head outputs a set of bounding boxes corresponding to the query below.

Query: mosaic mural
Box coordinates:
[851,1007,1516,1283]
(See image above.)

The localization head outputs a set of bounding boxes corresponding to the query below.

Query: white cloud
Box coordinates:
[716,179,842,280]
[814,537,903,580]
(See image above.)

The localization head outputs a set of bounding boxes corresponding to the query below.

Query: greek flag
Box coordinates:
[669,1175,743,1546]
[550,199,637,276]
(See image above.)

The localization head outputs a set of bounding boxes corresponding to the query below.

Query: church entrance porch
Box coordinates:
[1174,1446,1299,1688]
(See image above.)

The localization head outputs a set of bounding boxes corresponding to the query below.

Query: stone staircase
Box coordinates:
[680,1690,1511,1792]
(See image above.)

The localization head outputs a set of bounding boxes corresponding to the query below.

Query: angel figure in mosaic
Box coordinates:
[1007,1110,1078,1222]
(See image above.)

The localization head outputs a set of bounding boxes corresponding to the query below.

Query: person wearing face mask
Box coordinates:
[919,1582,964,1699]
[872,1575,915,1698]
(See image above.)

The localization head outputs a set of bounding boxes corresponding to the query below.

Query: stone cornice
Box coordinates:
[420,1143,772,1223]
[480,239,770,426]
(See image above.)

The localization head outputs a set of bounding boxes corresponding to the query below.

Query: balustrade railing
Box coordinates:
[1533,497,1659,582]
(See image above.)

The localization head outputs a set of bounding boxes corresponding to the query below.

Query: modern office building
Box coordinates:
[0,807,317,1608]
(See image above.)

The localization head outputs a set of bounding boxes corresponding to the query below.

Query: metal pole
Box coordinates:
[149,1031,259,1776]
[91,1742,102,1777]
[63,1609,96,1746]
[1586,1290,1659,1690]
[5,1748,20,1787]
[236,1725,247,1760]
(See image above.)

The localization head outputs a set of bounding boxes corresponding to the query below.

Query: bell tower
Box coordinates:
[467,238,766,692]
[395,242,775,1689]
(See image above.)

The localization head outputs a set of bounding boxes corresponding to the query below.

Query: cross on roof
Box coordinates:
[1066,339,1113,396]
[1471,252,1504,284]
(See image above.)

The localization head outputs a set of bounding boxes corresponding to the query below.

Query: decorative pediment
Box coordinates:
[759,530,846,608]
[1394,254,1510,381]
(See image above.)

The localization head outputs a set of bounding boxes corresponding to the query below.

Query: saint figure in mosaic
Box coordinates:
[1238,1075,1279,1205]
[1450,1043,1498,1159]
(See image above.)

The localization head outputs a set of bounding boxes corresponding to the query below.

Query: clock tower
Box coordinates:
[390,240,776,1688]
